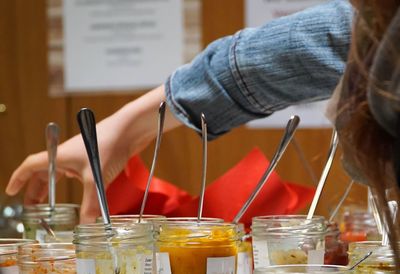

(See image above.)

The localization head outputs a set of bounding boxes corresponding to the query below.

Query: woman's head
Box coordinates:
[335,0,400,268]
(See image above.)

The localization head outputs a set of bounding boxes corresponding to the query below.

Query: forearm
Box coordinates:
[166,0,353,138]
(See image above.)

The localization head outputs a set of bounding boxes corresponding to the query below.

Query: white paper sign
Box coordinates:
[237,252,252,274]
[0,266,19,274]
[76,258,96,274]
[252,239,270,268]
[245,0,331,128]
[307,249,325,264]
[63,0,184,91]
[206,256,235,274]
[155,253,171,274]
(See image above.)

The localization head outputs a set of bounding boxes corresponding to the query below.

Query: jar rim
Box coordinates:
[152,217,224,225]
[0,239,36,256]
[254,264,350,273]
[252,215,325,222]
[73,222,154,245]
[18,243,76,265]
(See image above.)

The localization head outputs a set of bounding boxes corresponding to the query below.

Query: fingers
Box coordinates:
[6,152,49,196]
[23,173,49,204]
[79,179,101,224]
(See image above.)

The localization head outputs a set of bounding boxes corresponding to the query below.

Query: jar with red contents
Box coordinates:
[339,210,380,243]
[324,222,348,265]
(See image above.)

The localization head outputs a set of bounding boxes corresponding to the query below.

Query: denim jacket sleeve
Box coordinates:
[165,0,353,139]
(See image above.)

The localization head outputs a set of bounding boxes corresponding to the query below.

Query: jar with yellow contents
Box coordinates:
[251,215,326,268]
[73,222,154,274]
[154,218,239,274]
[347,241,395,273]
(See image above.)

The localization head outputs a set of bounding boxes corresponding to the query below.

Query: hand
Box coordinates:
[6,86,182,223]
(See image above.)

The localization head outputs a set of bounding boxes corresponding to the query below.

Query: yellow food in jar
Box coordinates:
[158,226,238,274]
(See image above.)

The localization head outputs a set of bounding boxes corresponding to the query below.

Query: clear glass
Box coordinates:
[154,218,239,274]
[254,265,351,273]
[22,203,79,243]
[73,222,154,274]
[96,214,166,224]
[347,241,395,273]
[18,243,76,273]
[237,223,253,274]
[339,206,380,243]
[0,239,35,273]
[251,215,326,267]
[324,222,348,265]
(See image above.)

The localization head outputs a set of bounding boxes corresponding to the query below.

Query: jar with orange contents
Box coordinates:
[0,239,35,273]
[154,218,239,274]
[18,243,76,274]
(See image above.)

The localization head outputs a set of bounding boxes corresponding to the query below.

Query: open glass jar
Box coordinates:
[154,218,238,274]
[251,215,326,268]
[347,241,395,273]
[254,265,351,273]
[73,222,154,274]
[22,204,79,243]
[18,243,76,274]
[324,222,348,266]
[0,239,35,273]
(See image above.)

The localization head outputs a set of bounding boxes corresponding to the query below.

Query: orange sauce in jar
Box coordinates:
[156,221,239,274]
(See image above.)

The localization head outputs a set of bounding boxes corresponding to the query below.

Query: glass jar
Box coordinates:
[0,239,35,273]
[18,243,76,273]
[347,241,395,273]
[73,222,154,274]
[254,265,351,273]
[339,208,380,243]
[324,222,349,265]
[237,223,253,274]
[251,215,326,268]
[154,218,239,274]
[22,204,79,243]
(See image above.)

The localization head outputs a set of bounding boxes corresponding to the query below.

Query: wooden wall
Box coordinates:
[0,0,368,219]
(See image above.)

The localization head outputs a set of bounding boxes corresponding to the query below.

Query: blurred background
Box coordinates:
[0,0,367,237]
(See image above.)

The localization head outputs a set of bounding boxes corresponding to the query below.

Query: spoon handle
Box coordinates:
[307,130,338,220]
[233,115,300,224]
[77,108,111,226]
[139,102,166,222]
[328,180,354,223]
[46,122,60,211]
[197,113,208,222]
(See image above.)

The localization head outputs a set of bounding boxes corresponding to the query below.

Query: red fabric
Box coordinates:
[106,148,315,227]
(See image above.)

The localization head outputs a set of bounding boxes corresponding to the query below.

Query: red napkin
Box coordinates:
[107,148,315,227]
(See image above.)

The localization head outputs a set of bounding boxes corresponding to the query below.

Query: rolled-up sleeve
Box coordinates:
[165,0,353,139]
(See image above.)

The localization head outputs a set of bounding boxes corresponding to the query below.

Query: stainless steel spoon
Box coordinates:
[77,108,119,274]
[197,113,207,222]
[349,251,373,270]
[232,115,300,224]
[46,122,60,212]
[307,130,339,220]
[139,102,166,223]
[328,180,354,223]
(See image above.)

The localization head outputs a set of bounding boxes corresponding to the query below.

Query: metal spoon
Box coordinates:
[328,180,354,223]
[77,108,119,274]
[139,102,166,223]
[39,218,57,240]
[232,115,300,224]
[46,122,60,212]
[307,130,339,220]
[349,251,373,270]
[197,113,207,222]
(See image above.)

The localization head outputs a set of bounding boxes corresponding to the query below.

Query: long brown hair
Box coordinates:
[337,0,400,269]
